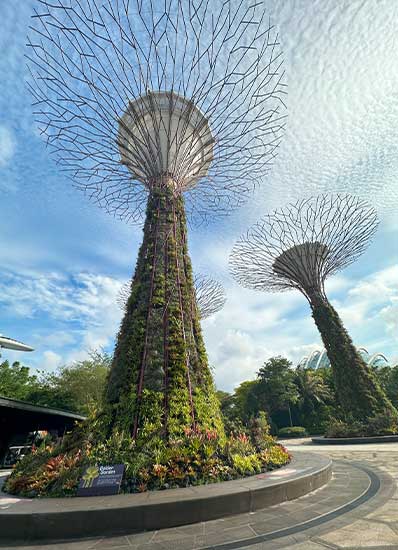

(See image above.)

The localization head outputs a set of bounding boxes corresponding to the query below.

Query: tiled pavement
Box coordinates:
[2,441,398,550]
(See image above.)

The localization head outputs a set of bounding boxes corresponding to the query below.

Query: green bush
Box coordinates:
[326,411,398,438]
[366,411,398,436]
[278,426,308,438]
[326,418,364,438]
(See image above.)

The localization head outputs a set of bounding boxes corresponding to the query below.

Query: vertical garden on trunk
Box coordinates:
[309,292,394,421]
[106,182,224,442]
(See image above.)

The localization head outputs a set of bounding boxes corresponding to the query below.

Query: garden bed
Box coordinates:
[3,419,291,497]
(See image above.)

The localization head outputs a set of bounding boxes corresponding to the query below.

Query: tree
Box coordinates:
[294,367,331,409]
[25,376,74,412]
[216,390,233,418]
[293,367,332,431]
[0,351,111,415]
[230,195,396,423]
[256,357,299,426]
[0,358,37,401]
[375,365,398,410]
[232,380,261,424]
[27,351,111,415]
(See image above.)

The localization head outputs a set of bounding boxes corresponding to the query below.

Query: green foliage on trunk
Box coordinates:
[309,292,397,422]
[105,184,224,443]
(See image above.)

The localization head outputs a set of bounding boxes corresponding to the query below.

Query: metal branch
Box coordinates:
[229,194,379,300]
[27,0,287,225]
[117,272,226,320]
[193,274,226,320]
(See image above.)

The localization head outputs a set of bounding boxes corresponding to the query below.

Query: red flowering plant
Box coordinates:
[4,410,291,496]
[226,432,255,457]
[5,447,85,497]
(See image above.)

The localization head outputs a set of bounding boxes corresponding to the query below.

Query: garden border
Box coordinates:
[312,435,398,445]
[0,452,331,542]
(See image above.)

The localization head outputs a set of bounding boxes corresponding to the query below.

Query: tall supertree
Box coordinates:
[118,274,226,320]
[27,0,286,442]
[230,195,396,422]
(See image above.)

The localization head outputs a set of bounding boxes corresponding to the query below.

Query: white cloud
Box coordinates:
[0,268,123,371]
[41,350,62,371]
[0,126,15,167]
[1,0,397,388]
[0,270,122,322]
[202,280,320,391]
[31,331,76,348]
[223,0,398,229]
[332,264,398,354]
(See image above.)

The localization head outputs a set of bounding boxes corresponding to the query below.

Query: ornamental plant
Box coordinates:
[4,418,290,498]
[25,0,286,452]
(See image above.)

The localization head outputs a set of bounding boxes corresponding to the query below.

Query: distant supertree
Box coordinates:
[193,275,226,320]
[27,0,286,440]
[230,195,396,422]
[118,274,226,320]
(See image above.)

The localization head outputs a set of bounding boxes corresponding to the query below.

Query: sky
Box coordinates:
[0,0,397,393]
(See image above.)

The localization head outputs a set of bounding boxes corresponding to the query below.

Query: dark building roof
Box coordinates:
[0,395,86,421]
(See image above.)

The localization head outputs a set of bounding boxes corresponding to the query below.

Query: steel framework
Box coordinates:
[193,274,226,320]
[118,274,226,320]
[27,0,287,225]
[229,194,378,301]
[27,0,287,439]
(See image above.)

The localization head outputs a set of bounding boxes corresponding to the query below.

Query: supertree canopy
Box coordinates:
[118,274,226,320]
[27,0,286,442]
[28,0,286,225]
[230,195,397,422]
[193,274,227,320]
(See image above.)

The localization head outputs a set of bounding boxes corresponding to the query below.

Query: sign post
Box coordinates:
[77,464,125,496]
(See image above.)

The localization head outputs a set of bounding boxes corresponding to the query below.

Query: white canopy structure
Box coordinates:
[298,347,390,370]
[0,335,34,352]
[118,91,214,192]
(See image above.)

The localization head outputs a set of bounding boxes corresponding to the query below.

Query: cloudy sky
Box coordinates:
[0,0,397,392]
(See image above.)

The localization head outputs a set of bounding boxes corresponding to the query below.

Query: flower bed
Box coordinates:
[4,424,291,498]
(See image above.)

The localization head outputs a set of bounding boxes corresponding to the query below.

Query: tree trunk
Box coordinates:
[105,183,224,443]
[288,404,293,427]
[309,291,396,422]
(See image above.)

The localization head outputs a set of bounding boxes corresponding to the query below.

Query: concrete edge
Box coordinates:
[0,453,332,541]
[312,435,398,445]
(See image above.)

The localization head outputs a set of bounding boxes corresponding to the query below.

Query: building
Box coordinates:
[298,348,390,370]
[0,396,85,465]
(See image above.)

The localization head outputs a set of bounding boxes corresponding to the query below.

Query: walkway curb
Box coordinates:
[312,435,398,445]
[0,452,331,541]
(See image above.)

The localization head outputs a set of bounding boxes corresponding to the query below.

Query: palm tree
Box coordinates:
[294,368,331,421]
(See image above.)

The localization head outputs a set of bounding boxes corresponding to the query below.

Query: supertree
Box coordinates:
[118,274,226,320]
[27,0,286,441]
[230,195,397,422]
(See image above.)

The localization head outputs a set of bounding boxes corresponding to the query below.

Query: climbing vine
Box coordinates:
[309,292,397,422]
[105,182,224,442]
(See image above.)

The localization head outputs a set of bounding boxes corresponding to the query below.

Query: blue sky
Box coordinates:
[0,0,397,392]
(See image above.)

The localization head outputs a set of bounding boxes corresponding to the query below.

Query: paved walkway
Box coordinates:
[1,440,398,549]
